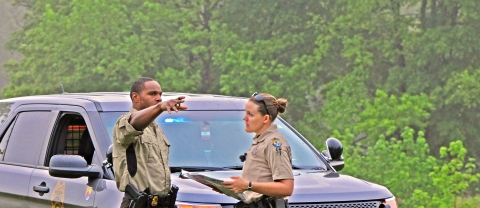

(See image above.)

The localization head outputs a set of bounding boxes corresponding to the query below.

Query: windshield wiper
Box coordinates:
[292,165,326,171]
[170,166,228,173]
[222,165,325,171]
[223,165,243,170]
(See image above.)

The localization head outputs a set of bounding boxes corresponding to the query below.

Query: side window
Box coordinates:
[47,113,95,165]
[0,118,15,160]
[3,111,53,165]
[0,102,14,127]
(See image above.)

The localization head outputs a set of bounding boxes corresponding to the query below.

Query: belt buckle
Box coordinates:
[151,195,159,206]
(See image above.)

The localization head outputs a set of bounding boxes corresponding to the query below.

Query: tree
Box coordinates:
[216,0,328,121]
[409,141,480,208]
[344,127,438,206]
[4,0,179,96]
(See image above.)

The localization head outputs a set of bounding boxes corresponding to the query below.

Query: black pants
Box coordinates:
[234,199,272,208]
[234,197,287,208]
[120,197,169,208]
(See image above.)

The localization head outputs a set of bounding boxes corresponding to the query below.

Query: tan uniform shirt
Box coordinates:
[241,124,293,203]
[112,108,171,195]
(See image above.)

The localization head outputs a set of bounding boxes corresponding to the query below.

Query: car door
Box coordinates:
[28,106,99,207]
[0,105,56,208]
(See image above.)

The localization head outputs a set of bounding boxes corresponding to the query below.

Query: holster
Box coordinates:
[168,184,179,208]
[125,183,179,208]
[125,183,149,208]
[234,196,287,208]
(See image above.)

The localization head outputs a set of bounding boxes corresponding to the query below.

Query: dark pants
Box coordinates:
[120,196,168,208]
[234,197,287,208]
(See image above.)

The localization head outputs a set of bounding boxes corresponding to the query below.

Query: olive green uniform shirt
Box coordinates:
[112,108,171,195]
[241,124,293,203]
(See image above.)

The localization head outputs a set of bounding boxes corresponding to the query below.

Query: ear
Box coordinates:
[263,114,270,124]
[131,92,140,103]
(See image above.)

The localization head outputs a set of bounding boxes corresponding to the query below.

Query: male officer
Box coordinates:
[112,77,187,208]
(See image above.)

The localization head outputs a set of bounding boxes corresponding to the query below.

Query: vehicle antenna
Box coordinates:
[54,66,66,94]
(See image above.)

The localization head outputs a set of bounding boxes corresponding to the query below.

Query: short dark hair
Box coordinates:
[130,77,155,99]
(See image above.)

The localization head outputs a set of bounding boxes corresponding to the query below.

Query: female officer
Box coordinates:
[223,92,294,206]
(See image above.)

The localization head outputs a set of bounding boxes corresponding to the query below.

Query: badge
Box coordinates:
[272,138,282,155]
[51,181,65,208]
[84,186,92,200]
[151,195,158,206]
[252,146,258,157]
[272,139,282,147]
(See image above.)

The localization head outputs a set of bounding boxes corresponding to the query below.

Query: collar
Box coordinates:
[129,107,138,113]
[253,124,278,144]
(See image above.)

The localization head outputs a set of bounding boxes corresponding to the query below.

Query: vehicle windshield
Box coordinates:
[100,111,327,170]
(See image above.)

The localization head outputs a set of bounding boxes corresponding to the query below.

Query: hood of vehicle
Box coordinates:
[172,170,393,204]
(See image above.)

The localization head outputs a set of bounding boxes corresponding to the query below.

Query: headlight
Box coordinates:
[176,201,222,208]
[383,196,398,208]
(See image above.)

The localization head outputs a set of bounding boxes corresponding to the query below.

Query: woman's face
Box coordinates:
[243,101,269,134]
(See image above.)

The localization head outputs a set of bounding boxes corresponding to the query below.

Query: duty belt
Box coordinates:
[148,194,172,207]
[234,196,287,208]
[125,183,179,208]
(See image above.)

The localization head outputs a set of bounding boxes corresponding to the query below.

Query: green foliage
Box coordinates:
[4,0,175,97]
[443,69,480,109]
[294,71,368,148]
[382,0,480,159]
[344,128,480,207]
[409,140,480,208]
[297,89,433,150]
[3,0,238,97]
[354,90,434,144]
[344,127,438,206]
[216,0,327,121]
[427,69,480,158]
[163,0,241,94]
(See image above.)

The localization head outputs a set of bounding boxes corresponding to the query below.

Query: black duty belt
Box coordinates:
[148,194,172,207]
[124,183,179,208]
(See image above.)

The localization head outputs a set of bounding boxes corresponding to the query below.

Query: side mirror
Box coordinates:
[102,144,115,179]
[322,138,345,171]
[49,155,102,179]
[326,138,343,160]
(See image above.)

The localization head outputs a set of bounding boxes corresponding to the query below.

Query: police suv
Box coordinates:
[0,92,397,207]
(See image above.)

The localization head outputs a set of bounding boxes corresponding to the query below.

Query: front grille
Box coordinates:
[289,201,382,208]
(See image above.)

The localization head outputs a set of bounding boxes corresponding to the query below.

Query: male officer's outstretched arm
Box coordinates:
[129,96,186,131]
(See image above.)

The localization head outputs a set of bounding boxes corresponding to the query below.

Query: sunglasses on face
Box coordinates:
[252,92,270,116]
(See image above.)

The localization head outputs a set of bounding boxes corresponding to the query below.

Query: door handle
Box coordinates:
[33,184,50,193]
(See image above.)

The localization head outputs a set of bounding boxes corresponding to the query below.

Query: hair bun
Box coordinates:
[276,98,288,113]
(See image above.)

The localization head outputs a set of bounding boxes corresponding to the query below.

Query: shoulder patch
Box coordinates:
[272,138,282,147]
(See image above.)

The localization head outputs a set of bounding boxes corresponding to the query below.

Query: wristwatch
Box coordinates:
[247,181,253,191]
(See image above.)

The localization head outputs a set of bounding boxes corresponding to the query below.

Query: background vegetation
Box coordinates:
[3,0,480,207]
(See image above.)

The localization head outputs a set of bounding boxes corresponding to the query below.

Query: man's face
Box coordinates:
[133,81,162,110]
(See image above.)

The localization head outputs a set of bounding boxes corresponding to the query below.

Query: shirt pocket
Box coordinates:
[157,126,170,147]
[140,136,159,163]
[163,136,170,147]
[147,145,161,163]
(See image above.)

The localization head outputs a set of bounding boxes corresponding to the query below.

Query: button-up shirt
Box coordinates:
[112,108,171,195]
[241,124,293,203]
